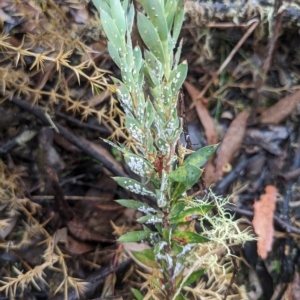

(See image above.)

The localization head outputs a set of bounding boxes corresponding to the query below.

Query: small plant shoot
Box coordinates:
[93,0,254,299]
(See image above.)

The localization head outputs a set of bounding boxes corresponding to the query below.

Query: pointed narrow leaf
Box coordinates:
[170,61,188,92]
[124,153,154,177]
[156,137,170,156]
[169,164,202,183]
[165,0,177,31]
[132,288,144,300]
[184,269,206,286]
[113,177,155,197]
[145,99,155,128]
[132,248,159,268]
[137,214,162,224]
[170,205,214,224]
[171,169,202,200]
[171,202,186,217]
[183,144,219,168]
[100,9,124,52]
[118,230,151,242]
[175,294,187,300]
[92,0,111,15]
[133,46,143,81]
[172,0,184,46]
[116,199,157,214]
[137,12,165,63]
[172,231,209,244]
[171,181,195,200]
[125,115,145,143]
[107,42,122,68]
[102,138,129,154]
[139,0,168,42]
[144,63,160,87]
[110,0,126,35]
[156,189,167,208]
[174,38,183,68]
[172,242,183,255]
[112,77,134,113]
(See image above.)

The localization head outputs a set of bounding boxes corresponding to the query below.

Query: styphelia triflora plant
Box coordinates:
[92,0,254,299]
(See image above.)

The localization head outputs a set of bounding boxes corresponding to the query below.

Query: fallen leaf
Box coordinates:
[67,215,115,243]
[215,110,249,179]
[252,185,277,259]
[259,90,300,124]
[283,272,300,300]
[66,235,94,255]
[184,81,215,144]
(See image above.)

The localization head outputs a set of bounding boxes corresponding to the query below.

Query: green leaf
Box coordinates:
[102,138,127,153]
[154,223,162,235]
[139,0,168,42]
[126,3,135,32]
[165,0,177,31]
[184,268,205,286]
[121,68,135,91]
[131,288,143,300]
[133,46,143,81]
[169,164,202,183]
[156,189,167,208]
[113,177,155,197]
[116,199,157,214]
[172,231,209,244]
[144,50,163,87]
[183,144,219,168]
[145,99,155,129]
[172,242,183,255]
[125,38,134,75]
[122,0,129,12]
[170,61,188,93]
[137,12,165,64]
[107,42,122,69]
[132,248,159,268]
[150,178,160,189]
[171,181,195,200]
[124,153,154,177]
[110,0,126,36]
[100,9,125,52]
[171,202,186,217]
[156,137,170,156]
[175,294,187,300]
[112,78,134,113]
[174,38,183,68]
[144,62,159,87]
[171,167,202,200]
[137,214,162,224]
[92,0,111,16]
[117,230,151,242]
[162,228,171,244]
[125,115,144,143]
[172,0,184,47]
[170,205,214,224]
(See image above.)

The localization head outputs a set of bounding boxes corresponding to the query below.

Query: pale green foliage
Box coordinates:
[94,1,254,299]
